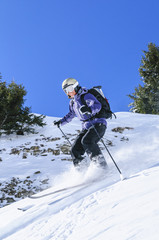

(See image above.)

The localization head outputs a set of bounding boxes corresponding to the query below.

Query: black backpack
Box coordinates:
[81,86,116,119]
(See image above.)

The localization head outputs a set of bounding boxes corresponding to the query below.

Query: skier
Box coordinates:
[54,78,107,169]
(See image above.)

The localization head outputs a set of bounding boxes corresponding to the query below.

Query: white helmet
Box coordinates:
[62,78,79,94]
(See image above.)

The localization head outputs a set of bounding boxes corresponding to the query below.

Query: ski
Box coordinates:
[28,180,96,199]
[28,165,110,200]
[17,182,91,211]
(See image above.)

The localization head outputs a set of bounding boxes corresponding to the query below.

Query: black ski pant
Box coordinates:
[71,123,106,166]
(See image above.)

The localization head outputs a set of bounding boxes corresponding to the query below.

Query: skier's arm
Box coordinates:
[60,101,76,126]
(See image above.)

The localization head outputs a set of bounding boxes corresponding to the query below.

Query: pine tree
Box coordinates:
[128,43,159,114]
[0,76,46,135]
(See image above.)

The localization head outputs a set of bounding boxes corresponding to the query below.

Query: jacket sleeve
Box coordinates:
[60,100,76,126]
[83,93,102,116]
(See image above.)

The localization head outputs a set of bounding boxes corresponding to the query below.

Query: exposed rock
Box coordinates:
[25,142,31,145]
[35,138,41,142]
[34,171,41,174]
[6,197,15,203]
[11,177,22,185]
[0,176,50,208]
[60,144,70,155]
[47,148,54,153]
[40,179,49,184]
[10,148,21,155]
[125,127,134,130]
[23,147,30,152]
[49,137,61,142]
[22,153,28,159]
[33,150,41,156]
[120,137,129,141]
[106,140,113,146]
[15,192,22,198]
[30,146,40,151]
[23,179,33,185]
[61,158,72,162]
[52,149,60,155]
[16,130,24,135]
[0,194,5,203]
[41,137,61,142]
[111,127,134,134]
[41,149,47,154]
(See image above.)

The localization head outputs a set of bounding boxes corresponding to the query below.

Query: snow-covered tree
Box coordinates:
[0,75,45,135]
[128,43,159,114]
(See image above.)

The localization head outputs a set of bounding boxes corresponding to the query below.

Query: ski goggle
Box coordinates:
[63,82,79,94]
[64,85,75,94]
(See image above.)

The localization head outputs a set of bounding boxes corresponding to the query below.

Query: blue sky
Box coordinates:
[0,0,159,117]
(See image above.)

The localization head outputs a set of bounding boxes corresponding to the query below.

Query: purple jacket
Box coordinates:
[61,87,107,130]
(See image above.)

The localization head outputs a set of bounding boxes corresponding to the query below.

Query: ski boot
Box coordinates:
[73,157,89,172]
[91,154,107,169]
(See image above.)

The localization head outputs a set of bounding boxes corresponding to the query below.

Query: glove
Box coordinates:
[54,120,61,128]
[80,105,92,115]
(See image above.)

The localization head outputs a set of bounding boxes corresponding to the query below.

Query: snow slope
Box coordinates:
[0,112,159,240]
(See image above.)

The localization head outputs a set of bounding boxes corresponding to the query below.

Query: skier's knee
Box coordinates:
[81,136,93,148]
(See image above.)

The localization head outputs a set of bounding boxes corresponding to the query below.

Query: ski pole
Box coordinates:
[100,136,124,180]
[58,126,72,146]
[86,114,124,180]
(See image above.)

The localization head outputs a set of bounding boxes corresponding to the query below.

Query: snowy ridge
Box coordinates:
[0,112,159,240]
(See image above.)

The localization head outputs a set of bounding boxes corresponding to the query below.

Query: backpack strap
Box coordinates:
[69,99,74,110]
[80,93,87,106]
